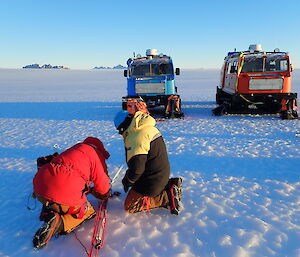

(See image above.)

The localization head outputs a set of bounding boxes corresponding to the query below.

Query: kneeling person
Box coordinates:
[32,137,111,249]
[114,110,183,215]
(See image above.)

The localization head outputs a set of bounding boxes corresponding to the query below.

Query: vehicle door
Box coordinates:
[224,59,238,93]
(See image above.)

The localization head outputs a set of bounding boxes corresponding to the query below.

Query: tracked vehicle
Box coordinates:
[122,49,183,118]
[213,44,298,119]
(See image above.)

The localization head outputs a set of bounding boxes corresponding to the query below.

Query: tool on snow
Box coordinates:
[87,165,124,256]
[88,199,107,257]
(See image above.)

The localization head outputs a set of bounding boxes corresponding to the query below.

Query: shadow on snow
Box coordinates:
[0,102,122,121]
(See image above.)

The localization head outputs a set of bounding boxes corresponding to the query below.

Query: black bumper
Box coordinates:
[216,87,298,114]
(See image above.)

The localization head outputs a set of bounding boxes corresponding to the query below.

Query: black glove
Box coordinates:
[99,189,112,200]
[122,177,132,193]
[90,187,112,200]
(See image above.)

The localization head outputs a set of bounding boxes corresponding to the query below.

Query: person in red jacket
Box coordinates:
[32,137,111,249]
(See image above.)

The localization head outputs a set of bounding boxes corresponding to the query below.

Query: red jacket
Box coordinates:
[33,138,111,206]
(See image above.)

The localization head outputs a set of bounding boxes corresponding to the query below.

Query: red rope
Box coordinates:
[73,200,108,257]
[88,200,108,257]
[142,196,151,214]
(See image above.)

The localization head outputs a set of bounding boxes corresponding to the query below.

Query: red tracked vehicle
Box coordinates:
[213,44,298,119]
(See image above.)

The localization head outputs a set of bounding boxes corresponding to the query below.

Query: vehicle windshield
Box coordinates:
[130,62,173,76]
[241,57,289,73]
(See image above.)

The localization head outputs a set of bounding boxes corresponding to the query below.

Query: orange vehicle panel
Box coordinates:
[237,74,292,94]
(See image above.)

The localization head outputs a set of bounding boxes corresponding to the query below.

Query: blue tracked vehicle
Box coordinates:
[122,49,183,118]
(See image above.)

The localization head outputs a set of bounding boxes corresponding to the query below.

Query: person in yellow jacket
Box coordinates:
[114,110,183,215]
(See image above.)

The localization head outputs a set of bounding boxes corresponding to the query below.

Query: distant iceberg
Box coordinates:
[23,63,69,69]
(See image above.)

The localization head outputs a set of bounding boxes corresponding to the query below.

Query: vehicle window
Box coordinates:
[241,57,288,73]
[130,64,150,76]
[227,61,237,74]
[265,58,288,72]
[130,63,173,76]
[227,63,232,74]
[241,58,263,73]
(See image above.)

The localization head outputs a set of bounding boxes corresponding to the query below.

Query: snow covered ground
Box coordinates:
[0,68,299,257]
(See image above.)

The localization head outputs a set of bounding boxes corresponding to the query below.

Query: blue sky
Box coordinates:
[0,0,300,69]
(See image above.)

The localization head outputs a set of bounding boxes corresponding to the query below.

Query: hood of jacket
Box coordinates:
[123,111,161,161]
[83,137,110,160]
[126,111,156,132]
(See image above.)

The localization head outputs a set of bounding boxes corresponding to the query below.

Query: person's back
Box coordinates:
[134,135,170,196]
[32,137,111,249]
[33,142,110,206]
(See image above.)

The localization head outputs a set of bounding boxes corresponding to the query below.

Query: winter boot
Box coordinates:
[167,184,182,215]
[33,212,63,249]
[167,177,183,201]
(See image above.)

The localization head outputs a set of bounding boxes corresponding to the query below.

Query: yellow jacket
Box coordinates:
[123,111,161,162]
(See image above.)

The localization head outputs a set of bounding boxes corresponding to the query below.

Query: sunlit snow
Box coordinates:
[0,68,299,257]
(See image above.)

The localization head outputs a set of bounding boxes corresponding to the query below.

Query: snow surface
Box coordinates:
[0,68,299,257]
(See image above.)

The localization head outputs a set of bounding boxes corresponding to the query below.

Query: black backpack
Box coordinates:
[36,152,59,169]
